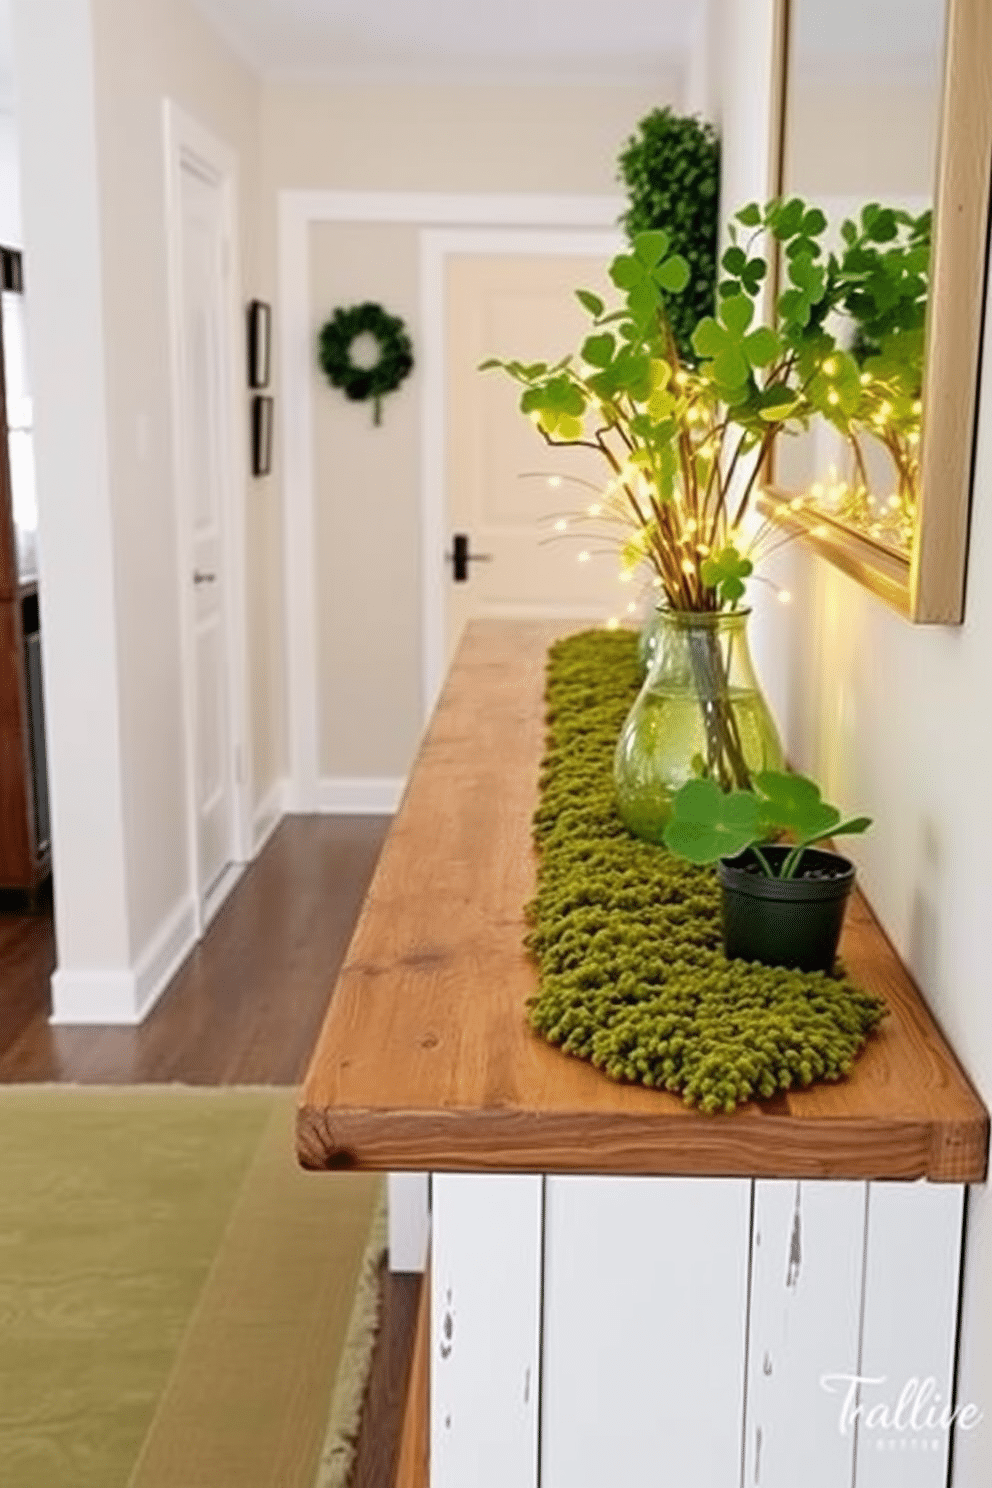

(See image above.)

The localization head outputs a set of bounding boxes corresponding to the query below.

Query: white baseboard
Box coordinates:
[49,969,142,1025]
[202,862,244,931]
[50,894,197,1026]
[134,894,197,1017]
[252,776,287,852]
[317,776,404,814]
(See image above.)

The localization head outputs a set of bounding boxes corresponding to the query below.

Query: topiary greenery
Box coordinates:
[617,107,720,361]
[525,630,886,1113]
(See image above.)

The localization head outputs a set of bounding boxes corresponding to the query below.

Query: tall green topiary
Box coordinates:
[617,108,720,360]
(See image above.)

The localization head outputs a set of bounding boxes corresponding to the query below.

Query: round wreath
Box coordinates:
[318,301,414,424]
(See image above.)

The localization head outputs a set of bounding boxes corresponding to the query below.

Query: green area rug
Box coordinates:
[527,631,886,1112]
[0,1087,383,1488]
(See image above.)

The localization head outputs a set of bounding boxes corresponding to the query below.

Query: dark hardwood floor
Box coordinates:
[0,814,420,1488]
[0,815,389,1083]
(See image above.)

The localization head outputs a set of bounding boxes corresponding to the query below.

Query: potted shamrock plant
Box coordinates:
[662,771,871,972]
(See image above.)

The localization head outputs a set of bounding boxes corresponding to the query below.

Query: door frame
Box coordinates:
[163,101,252,934]
[277,192,622,810]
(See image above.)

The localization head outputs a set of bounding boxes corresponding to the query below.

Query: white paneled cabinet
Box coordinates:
[428,1175,966,1488]
[744,1181,866,1488]
[542,1177,751,1488]
[430,1174,543,1488]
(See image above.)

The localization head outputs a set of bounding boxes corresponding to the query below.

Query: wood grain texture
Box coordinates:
[394,1260,429,1488]
[299,621,989,1184]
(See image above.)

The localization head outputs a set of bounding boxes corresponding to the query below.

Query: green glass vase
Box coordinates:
[614,608,784,844]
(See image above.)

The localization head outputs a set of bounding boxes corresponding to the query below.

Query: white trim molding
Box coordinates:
[50,894,197,1026]
[317,776,404,814]
[278,190,623,810]
[252,776,288,852]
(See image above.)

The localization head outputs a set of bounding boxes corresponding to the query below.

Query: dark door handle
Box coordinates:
[193,570,217,585]
[448,533,493,583]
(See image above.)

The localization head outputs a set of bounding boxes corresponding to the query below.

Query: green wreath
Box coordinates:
[318,301,414,424]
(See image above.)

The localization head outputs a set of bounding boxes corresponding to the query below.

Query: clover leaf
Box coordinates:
[663,770,872,878]
[662,777,762,864]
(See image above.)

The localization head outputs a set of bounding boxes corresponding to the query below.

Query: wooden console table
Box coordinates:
[299,621,988,1488]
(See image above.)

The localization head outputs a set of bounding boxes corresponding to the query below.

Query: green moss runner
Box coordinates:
[525,631,886,1113]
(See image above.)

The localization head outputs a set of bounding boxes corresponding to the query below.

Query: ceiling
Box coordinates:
[188,0,702,85]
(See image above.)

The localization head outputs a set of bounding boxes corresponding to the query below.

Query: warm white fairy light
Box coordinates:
[681,557,695,575]
[812,524,829,538]
[778,589,792,604]
[827,390,840,407]
[912,399,922,415]
[822,358,837,377]
[554,518,568,533]
[789,496,805,511]
[860,372,872,386]
[587,503,603,516]
[618,569,634,583]
[626,601,638,614]
[686,517,698,534]
[578,550,591,563]
[887,495,901,510]
[810,482,824,500]
[547,475,562,489]
[605,616,620,630]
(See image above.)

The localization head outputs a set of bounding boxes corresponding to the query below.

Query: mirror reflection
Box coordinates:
[774,0,944,555]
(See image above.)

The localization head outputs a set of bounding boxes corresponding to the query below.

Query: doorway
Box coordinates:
[421,226,624,710]
[164,103,251,933]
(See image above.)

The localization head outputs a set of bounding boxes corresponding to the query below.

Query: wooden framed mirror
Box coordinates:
[758,0,992,623]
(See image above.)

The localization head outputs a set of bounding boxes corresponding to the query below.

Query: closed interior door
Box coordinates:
[445,252,637,664]
[178,159,234,904]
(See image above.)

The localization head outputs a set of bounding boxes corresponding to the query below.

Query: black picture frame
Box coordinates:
[252,395,273,477]
[247,299,271,388]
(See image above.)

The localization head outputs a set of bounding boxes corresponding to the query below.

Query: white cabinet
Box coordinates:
[744,1181,866,1488]
[430,1174,543,1488]
[855,1183,965,1488]
[541,1176,752,1488]
[428,1174,966,1488]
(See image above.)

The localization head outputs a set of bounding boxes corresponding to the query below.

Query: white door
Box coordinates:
[445,251,639,665]
[177,158,236,909]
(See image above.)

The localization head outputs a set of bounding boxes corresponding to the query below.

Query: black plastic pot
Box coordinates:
[717,844,856,973]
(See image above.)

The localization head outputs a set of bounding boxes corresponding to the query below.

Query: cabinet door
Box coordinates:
[855,1182,964,1488]
[430,1174,542,1488]
[541,1175,752,1488]
[744,1180,867,1488]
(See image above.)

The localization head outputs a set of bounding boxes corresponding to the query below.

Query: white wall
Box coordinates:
[14,0,283,1018]
[13,0,130,988]
[0,109,21,246]
[714,3,992,1476]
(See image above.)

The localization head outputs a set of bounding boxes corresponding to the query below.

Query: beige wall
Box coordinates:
[263,79,677,195]
[89,0,282,951]
[274,77,679,781]
[310,223,422,777]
